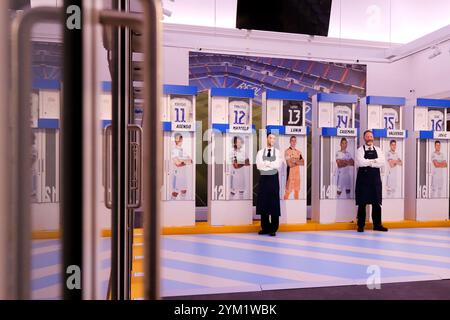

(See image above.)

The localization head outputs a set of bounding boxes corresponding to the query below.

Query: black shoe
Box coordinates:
[258,230,269,235]
[373,225,388,232]
[269,232,276,237]
[357,227,364,233]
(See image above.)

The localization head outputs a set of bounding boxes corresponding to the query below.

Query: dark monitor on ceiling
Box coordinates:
[236,0,332,37]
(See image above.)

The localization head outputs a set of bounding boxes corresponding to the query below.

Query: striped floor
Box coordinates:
[31,228,450,299]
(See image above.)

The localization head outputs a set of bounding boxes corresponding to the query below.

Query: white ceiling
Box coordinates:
[29,0,450,45]
[159,0,450,44]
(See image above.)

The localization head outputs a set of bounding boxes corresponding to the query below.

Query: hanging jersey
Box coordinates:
[334,105,352,128]
[229,100,250,126]
[283,102,303,126]
[428,110,444,131]
[170,97,192,123]
[382,108,399,130]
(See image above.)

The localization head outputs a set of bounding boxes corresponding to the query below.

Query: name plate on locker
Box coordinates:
[337,128,357,137]
[387,129,406,138]
[229,124,252,133]
[285,126,307,135]
[172,121,195,132]
[433,131,450,140]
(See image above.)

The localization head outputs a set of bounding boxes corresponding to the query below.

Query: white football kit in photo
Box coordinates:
[229,148,247,199]
[335,149,353,198]
[171,146,191,199]
[431,150,446,198]
[386,150,401,196]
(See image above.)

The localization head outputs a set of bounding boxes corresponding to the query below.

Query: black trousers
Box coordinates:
[260,214,279,233]
[357,204,382,228]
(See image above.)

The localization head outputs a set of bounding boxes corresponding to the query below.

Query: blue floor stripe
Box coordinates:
[197,233,450,270]
[162,279,207,291]
[163,238,425,280]
[32,240,60,249]
[32,273,60,291]
[32,250,61,269]
[329,231,450,245]
[163,258,303,285]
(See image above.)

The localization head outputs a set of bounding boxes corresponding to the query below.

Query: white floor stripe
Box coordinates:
[319,231,450,249]
[161,249,344,283]
[31,283,61,300]
[32,264,61,280]
[172,235,450,278]
[225,233,450,264]
[162,267,255,288]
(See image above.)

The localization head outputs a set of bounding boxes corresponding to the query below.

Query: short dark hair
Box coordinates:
[363,130,373,137]
[290,136,297,141]
[340,137,347,144]
[174,133,182,140]
[435,140,441,145]
[390,140,397,145]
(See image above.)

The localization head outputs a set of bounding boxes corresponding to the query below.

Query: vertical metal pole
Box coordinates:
[141,0,162,300]
[0,0,11,300]
[62,0,83,300]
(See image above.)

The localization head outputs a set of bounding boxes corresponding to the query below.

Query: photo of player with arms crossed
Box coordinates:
[170,133,193,200]
[283,136,304,200]
[431,140,448,198]
[335,137,355,198]
[385,140,402,197]
[229,135,250,200]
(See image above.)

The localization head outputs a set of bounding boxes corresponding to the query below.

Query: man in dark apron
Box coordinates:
[256,133,282,236]
[355,130,388,232]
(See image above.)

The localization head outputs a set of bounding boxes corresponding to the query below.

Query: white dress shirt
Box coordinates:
[256,147,282,172]
[356,144,385,169]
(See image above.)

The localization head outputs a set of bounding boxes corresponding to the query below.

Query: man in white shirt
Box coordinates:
[431,140,448,198]
[355,130,388,232]
[256,133,282,236]
[386,140,402,197]
[171,133,193,200]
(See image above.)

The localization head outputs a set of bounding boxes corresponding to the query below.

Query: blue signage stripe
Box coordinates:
[163,84,198,96]
[417,98,450,108]
[101,120,112,129]
[211,87,254,98]
[317,93,357,103]
[266,90,309,101]
[372,128,387,138]
[266,125,286,135]
[162,121,172,132]
[32,79,60,90]
[212,123,229,132]
[101,81,112,93]
[419,130,434,139]
[366,96,405,106]
[37,119,59,129]
[321,127,338,136]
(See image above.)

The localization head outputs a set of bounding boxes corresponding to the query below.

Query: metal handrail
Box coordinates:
[11,6,63,300]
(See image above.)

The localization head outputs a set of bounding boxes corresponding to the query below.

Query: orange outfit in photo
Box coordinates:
[284,147,303,200]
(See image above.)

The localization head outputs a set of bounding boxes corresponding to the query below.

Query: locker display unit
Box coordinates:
[405,98,450,221]
[208,87,255,226]
[360,96,407,221]
[161,85,198,226]
[263,90,309,224]
[312,93,359,223]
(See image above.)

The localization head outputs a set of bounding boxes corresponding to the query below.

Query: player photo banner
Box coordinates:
[382,139,404,199]
[168,131,194,201]
[279,135,307,200]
